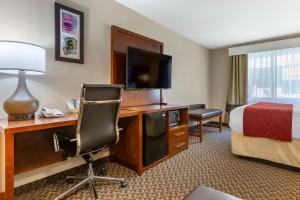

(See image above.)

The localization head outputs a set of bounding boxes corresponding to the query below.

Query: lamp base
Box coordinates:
[3,70,39,121]
[8,113,35,121]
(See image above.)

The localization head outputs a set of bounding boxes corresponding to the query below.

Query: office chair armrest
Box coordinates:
[53,132,77,152]
[55,132,77,142]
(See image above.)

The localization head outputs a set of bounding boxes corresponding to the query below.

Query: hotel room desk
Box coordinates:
[0,109,142,200]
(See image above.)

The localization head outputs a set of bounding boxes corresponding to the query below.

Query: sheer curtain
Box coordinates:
[248,47,300,104]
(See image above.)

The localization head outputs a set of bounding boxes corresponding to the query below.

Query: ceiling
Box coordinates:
[114,0,300,49]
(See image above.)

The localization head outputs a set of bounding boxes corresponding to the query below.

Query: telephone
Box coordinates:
[66,98,80,113]
[39,107,64,118]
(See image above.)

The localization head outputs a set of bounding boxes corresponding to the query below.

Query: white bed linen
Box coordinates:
[229,104,300,140]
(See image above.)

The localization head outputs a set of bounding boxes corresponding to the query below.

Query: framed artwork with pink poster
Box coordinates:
[55,3,84,64]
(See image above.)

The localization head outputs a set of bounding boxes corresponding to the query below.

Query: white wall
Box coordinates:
[209,48,229,117]
[0,0,210,192]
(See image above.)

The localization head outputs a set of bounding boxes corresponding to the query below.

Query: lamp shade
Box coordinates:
[0,41,46,75]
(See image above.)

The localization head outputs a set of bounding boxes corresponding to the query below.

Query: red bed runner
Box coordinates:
[243,102,293,141]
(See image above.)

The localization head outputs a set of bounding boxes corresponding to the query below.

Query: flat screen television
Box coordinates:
[126,47,172,89]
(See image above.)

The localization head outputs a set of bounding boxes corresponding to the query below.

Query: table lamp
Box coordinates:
[0,41,46,120]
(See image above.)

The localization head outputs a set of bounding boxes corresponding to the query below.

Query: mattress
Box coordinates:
[229,104,300,140]
[232,131,300,168]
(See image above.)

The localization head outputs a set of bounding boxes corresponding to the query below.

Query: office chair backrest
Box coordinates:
[76,84,123,155]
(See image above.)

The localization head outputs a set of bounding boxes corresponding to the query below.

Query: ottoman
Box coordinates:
[189,104,223,142]
[184,186,241,200]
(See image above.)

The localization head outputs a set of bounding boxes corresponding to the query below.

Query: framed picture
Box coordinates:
[55,3,84,64]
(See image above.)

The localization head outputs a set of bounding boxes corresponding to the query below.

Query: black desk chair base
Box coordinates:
[54,154,127,200]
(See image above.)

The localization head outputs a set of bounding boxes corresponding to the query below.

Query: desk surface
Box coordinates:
[0,109,140,134]
[0,105,187,133]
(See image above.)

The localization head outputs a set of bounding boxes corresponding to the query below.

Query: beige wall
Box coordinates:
[0,0,210,192]
[0,133,4,193]
[209,48,229,116]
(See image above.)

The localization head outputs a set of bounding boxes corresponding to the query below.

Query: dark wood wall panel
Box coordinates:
[14,126,74,174]
[111,25,164,107]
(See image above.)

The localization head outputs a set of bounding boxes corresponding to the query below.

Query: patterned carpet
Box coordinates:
[15,127,300,200]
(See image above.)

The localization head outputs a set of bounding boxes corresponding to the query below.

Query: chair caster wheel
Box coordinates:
[120,181,128,188]
[66,177,74,184]
[100,168,107,176]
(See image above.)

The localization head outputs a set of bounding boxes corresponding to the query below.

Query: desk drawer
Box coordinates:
[169,137,188,155]
[168,126,188,155]
[171,129,187,142]
[169,125,188,140]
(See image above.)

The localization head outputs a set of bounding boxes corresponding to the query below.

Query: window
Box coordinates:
[248,47,300,104]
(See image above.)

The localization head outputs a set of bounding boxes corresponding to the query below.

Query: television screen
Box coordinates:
[126,47,172,89]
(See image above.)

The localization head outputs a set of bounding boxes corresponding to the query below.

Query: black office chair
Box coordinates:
[53,84,127,200]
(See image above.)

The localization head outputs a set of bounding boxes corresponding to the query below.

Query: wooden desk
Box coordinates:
[0,109,141,200]
[123,104,188,113]
[0,105,189,200]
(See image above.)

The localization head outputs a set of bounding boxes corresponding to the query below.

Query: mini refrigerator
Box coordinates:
[143,111,167,166]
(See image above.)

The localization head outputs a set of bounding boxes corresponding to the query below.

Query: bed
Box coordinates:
[229,104,300,168]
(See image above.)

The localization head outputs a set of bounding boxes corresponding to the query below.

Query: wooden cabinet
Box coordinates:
[168,108,189,155]
[123,105,189,173]
[110,26,189,174]
[167,108,189,156]
[168,125,189,155]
